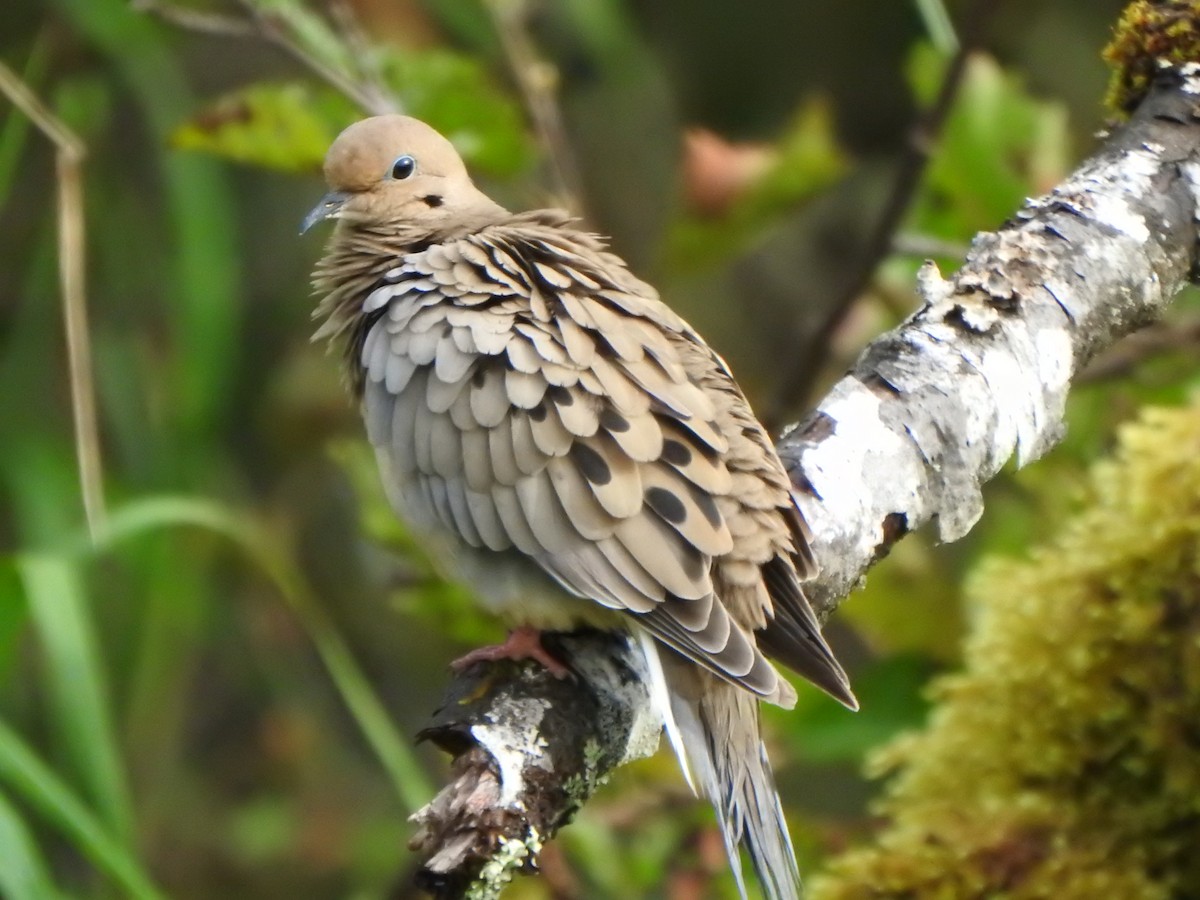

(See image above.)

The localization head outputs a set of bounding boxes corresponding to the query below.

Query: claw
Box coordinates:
[450,626,572,679]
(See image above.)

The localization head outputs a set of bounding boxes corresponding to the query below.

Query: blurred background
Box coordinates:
[4,0,1197,897]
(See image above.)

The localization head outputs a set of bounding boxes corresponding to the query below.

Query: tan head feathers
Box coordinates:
[323,115,469,191]
[303,115,504,234]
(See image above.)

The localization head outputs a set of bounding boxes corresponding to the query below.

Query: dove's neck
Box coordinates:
[309,226,417,390]
[309,201,511,392]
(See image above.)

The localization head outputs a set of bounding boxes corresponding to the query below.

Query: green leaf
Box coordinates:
[0,563,30,678]
[424,0,503,56]
[16,554,134,843]
[0,721,165,900]
[173,47,534,180]
[906,43,1070,241]
[0,789,61,900]
[173,82,360,175]
[914,0,959,55]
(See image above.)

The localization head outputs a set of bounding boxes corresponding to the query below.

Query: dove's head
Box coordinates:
[302,115,504,235]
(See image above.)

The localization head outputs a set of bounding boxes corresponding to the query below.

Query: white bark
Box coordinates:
[408,64,1200,898]
[782,64,1200,613]
[409,631,657,898]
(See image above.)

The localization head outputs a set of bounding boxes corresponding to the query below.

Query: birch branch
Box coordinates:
[780,64,1200,615]
[407,63,1200,898]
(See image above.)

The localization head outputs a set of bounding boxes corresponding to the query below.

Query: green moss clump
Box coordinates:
[811,402,1200,900]
[1104,1,1200,116]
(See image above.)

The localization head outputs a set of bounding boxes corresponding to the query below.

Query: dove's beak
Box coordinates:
[301,190,349,235]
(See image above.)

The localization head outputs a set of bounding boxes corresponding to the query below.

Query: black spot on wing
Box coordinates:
[661,438,692,466]
[599,408,630,432]
[571,443,612,485]
[645,486,687,524]
[347,306,389,398]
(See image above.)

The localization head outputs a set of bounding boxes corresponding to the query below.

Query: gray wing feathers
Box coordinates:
[357,227,844,705]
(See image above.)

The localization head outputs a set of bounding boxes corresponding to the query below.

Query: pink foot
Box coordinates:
[450,626,572,679]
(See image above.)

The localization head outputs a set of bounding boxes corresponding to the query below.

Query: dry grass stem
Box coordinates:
[0,59,106,539]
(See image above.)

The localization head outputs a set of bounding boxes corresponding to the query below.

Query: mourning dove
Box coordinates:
[305,115,856,900]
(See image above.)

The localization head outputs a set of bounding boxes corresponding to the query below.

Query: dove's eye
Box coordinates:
[390,155,416,180]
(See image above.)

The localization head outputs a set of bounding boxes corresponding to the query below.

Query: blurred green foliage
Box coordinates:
[908,43,1070,243]
[174,48,534,177]
[174,82,360,175]
[666,98,849,269]
[0,0,1186,897]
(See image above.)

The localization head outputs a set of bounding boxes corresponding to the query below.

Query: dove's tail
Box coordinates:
[641,634,802,900]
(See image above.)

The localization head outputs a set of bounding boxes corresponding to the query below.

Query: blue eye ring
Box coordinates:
[391,155,416,180]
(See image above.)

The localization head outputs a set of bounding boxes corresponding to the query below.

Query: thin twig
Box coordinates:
[0,60,106,539]
[764,0,999,425]
[484,0,585,213]
[129,0,257,37]
[329,0,402,116]
[135,0,395,115]
[892,232,971,260]
[231,0,395,115]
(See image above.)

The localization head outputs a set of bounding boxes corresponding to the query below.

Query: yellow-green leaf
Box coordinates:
[172,82,359,174]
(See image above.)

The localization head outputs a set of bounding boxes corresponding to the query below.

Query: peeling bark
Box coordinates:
[408,65,1200,897]
[781,66,1200,615]
[410,631,658,898]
